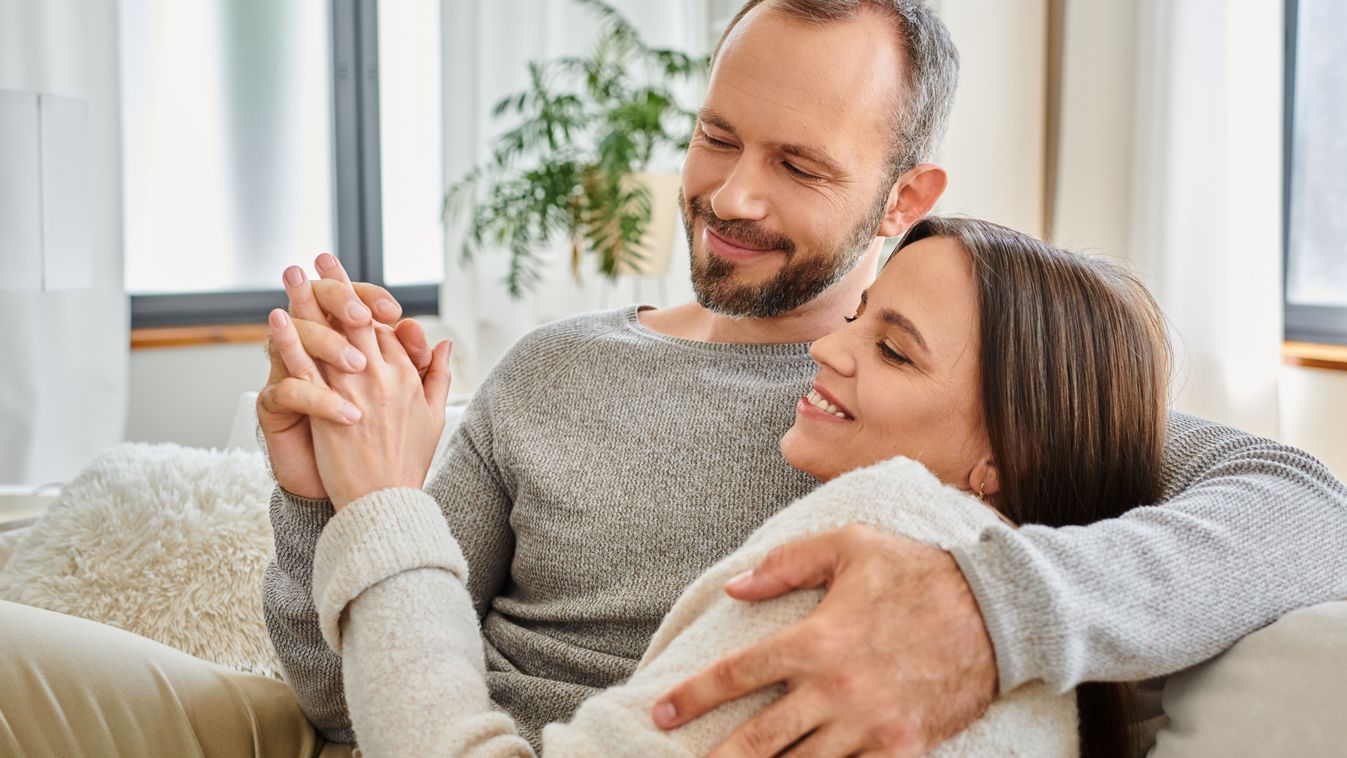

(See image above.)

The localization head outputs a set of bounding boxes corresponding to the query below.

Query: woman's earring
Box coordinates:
[977,478,987,501]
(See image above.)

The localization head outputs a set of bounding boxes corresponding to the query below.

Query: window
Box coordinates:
[1284,0,1347,345]
[122,0,442,328]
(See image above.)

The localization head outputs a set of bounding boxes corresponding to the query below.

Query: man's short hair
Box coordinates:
[712,0,959,181]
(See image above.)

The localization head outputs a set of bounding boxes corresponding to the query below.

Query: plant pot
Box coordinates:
[618,172,682,278]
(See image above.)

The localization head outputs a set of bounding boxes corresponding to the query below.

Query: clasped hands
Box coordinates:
[257,253,452,511]
[257,254,998,756]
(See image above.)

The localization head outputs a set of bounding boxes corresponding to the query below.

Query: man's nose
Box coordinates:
[710,158,770,222]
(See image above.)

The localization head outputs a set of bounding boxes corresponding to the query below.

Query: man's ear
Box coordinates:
[876,163,948,238]
[966,456,1001,500]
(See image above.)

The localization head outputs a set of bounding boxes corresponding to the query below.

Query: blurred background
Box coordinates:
[1,0,1344,490]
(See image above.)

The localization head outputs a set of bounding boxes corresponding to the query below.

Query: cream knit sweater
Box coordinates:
[312,457,1076,757]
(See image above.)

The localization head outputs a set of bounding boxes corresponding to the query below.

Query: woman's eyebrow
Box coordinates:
[860,291,930,354]
[878,306,930,354]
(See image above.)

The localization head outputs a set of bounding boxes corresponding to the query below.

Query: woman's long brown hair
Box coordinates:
[892,217,1171,758]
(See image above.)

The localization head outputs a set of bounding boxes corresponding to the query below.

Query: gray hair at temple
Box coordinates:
[712,0,960,181]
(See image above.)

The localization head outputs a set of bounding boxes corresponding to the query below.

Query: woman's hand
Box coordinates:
[266,257,453,511]
[257,257,429,501]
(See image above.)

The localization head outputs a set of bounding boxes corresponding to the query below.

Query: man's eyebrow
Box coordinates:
[698,108,738,136]
[698,108,846,177]
[779,143,845,177]
[861,291,930,353]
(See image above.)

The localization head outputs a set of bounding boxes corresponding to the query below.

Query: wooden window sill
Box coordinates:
[131,324,270,350]
[1283,341,1347,372]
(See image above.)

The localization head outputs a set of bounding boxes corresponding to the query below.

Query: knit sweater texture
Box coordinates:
[312,458,1076,756]
[263,305,1347,749]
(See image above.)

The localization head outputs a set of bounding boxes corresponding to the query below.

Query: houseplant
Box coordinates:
[443,0,708,297]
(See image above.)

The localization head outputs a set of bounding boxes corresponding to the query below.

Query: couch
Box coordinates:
[1,392,1344,756]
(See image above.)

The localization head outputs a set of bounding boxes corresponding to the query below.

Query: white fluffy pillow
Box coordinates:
[0,442,281,676]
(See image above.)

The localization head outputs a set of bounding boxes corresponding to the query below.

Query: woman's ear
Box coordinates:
[876,163,948,238]
[967,457,1001,500]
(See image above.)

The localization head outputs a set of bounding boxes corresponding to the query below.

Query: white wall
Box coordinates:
[1280,367,1347,480]
[0,0,128,485]
[933,0,1048,236]
[126,343,267,450]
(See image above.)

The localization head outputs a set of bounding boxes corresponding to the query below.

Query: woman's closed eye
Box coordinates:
[877,341,912,366]
[846,315,912,366]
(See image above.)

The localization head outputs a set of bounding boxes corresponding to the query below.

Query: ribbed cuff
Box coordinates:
[949,524,1033,695]
[312,487,467,653]
[279,483,335,512]
[257,424,336,512]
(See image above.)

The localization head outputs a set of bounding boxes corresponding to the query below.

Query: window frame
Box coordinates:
[1283,0,1347,346]
[128,0,439,329]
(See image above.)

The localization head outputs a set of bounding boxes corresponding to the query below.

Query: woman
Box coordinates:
[298,217,1168,756]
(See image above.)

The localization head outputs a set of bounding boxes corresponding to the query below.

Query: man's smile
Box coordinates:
[704,226,783,263]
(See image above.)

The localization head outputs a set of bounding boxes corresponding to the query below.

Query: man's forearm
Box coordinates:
[951,413,1347,693]
[262,485,356,743]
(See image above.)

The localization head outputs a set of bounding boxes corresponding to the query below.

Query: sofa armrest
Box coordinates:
[1151,600,1347,756]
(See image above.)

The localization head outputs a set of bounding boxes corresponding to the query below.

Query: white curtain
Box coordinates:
[1051,0,1284,437]
[438,0,708,392]
[0,0,128,487]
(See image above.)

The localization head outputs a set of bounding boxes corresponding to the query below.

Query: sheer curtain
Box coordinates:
[0,0,127,487]
[1050,0,1284,437]
[438,1,707,392]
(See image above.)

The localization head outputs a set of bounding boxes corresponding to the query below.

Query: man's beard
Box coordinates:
[680,187,888,319]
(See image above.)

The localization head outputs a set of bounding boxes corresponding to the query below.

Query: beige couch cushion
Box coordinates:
[1151,600,1347,756]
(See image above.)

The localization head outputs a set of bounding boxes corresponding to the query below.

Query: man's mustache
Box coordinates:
[687,196,796,255]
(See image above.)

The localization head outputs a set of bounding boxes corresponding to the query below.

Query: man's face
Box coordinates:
[681,4,906,318]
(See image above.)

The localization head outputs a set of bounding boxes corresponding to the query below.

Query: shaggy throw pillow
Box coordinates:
[0,442,281,676]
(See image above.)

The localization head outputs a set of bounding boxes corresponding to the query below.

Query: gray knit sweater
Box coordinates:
[263,306,1347,748]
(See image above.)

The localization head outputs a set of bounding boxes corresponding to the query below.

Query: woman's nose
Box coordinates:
[810,326,857,377]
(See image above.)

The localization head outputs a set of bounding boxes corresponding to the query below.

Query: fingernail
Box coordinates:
[725,571,754,591]
[317,253,338,271]
[340,403,362,424]
[652,700,677,728]
[283,266,305,287]
[270,309,289,328]
[377,299,398,318]
[347,301,369,322]
[344,346,366,370]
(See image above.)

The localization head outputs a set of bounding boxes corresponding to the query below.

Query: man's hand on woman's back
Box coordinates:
[653,525,998,757]
[256,253,433,500]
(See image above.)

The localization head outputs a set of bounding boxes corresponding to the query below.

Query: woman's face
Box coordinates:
[779,236,994,490]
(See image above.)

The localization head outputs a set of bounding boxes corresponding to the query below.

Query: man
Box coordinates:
[260,1,1347,757]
